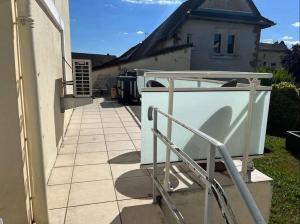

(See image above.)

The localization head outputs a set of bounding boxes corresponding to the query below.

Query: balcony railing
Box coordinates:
[148,106,266,224]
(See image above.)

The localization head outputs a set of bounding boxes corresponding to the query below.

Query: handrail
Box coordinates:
[148,106,266,224]
[144,70,273,80]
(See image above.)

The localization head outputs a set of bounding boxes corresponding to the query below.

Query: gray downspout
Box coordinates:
[16,1,49,223]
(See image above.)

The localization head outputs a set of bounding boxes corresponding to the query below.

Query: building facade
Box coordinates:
[257,42,288,69]
[92,0,274,93]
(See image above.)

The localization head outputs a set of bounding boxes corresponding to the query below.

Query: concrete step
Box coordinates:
[118,199,168,224]
[159,169,273,224]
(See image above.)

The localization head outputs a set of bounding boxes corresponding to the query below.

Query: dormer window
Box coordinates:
[186,34,192,44]
[213,33,222,54]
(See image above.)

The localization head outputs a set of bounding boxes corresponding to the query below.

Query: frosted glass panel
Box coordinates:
[141,90,271,165]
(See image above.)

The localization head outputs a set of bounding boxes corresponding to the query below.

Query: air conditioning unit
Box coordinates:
[73,59,92,97]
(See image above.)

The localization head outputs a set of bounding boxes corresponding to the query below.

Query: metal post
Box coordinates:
[204,144,216,224]
[153,109,158,204]
[164,78,174,191]
[242,78,257,181]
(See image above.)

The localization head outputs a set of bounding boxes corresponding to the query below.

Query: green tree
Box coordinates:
[282,44,300,81]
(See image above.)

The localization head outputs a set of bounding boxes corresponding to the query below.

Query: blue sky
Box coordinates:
[70,0,300,56]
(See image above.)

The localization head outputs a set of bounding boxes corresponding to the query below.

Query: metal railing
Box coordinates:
[148,106,266,224]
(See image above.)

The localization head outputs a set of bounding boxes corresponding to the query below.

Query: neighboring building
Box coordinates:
[92,0,274,92]
[0,1,73,223]
[72,52,116,69]
[257,42,288,69]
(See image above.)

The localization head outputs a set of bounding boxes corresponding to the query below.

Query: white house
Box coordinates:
[92,0,275,92]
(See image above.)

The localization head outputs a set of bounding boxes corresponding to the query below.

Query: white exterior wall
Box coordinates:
[92,47,191,91]
[0,0,73,223]
[178,19,259,71]
[0,1,31,223]
[30,0,73,178]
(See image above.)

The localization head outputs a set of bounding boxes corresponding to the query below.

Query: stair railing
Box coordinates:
[148,106,266,224]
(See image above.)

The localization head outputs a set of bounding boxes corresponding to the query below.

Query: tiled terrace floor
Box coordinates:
[46,98,170,224]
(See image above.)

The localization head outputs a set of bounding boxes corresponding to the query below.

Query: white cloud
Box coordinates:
[284,40,300,47]
[123,32,129,35]
[122,0,183,5]
[282,36,293,40]
[292,22,300,27]
[261,39,274,44]
[136,30,144,35]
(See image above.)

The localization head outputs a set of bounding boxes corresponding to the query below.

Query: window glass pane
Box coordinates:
[227,34,235,54]
[214,33,221,53]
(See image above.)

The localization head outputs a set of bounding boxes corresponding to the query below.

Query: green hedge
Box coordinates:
[257,67,295,86]
[268,82,300,133]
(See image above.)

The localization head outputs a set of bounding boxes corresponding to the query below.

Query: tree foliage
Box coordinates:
[282,44,300,82]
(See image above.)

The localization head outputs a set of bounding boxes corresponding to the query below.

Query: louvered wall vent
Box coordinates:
[73,59,92,97]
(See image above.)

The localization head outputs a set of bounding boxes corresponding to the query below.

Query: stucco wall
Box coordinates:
[0,1,31,223]
[92,47,191,91]
[0,0,72,223]
[178,19,258,72]
[31,0,73,178]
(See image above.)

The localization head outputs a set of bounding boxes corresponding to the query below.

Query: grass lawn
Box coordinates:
[254,135,300,224]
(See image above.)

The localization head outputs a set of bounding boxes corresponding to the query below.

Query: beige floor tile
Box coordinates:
[69,118,81,123]
[72,164,112,182]
[110,163,148,179]
[83,112,99,114]
[65,202,121,224]
[108,150,140,164]
[78,134,105,144]
[114,176,153,200]
[75,152,108,165]
[125,126,141,133]
[48,208,66,224]
[65,129,80,137]
[47,184,70,209]
[80,123,102,129]
[132,139,141,149]
[59,144,77,155]
[120,117,135,122]
[105,133,131,142]
[102,122,124,128]
[128,132,141,140]
[81,119,101,124]
[68,124,81,130]
[55,154,75,167]
[118,199,166,224]
[77,142,106,153]
[106,140,135,151]
[122,121,139,127]
[80,128,103,136]
[48,167,73,185]
[68,180,116,206]
[101,113,118,116]
[104,127,127,134]
[63,136,78,145]
[101,118,121,123]
[82,115,99,119]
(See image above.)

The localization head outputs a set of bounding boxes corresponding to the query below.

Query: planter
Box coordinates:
[286,131,300,154]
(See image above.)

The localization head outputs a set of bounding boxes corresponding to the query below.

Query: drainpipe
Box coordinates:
[16,1,49,223]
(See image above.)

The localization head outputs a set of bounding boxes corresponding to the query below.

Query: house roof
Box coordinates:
[259,42,288,52]
[72,52,116,69]
[93,44,193,70]
[94,0,275,71]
